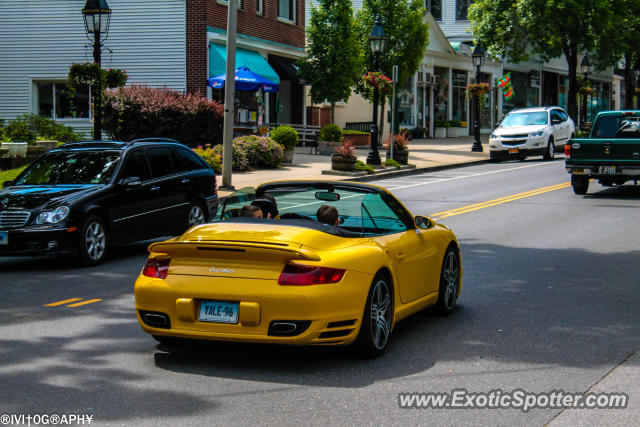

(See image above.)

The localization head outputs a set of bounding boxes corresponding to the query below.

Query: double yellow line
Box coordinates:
[44,298,102,308]
[431,182,571,220]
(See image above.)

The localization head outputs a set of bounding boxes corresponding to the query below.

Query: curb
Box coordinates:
[343,158,490,182]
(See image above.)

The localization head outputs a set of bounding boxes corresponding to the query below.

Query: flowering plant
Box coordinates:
[334,140,356,158]
[465,82,490,96]
[579,86,594,95]
[383,132,409,152]
[362,71,392,93]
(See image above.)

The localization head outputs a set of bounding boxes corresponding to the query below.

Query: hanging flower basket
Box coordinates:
[465,82,490,96]
[362,71,392,94]
[579,86,594,96]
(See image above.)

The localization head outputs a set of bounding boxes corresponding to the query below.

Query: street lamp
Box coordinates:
[366,16,387,166]
[580,52,592,128]
[471,42,485,152]
[82,0,111,140]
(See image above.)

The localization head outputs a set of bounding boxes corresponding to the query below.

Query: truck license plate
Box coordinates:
[199,300,238,324]
[599,166,617,174]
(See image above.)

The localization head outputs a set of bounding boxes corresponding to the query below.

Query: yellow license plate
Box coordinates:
[508,148,519,154]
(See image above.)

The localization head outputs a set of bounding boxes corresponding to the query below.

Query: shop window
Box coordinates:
[427,0,442,21]
[451,69,468,122]
[257,0,263,15]
[397,77,415,127]
[434,67,449,123]
[278,0,295,22]
[456,0,474,21]
[36,82,90,119]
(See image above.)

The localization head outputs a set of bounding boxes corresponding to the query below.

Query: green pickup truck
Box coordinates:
[565,110,640,194]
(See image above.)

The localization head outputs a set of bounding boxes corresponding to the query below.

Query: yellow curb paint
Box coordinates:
[66,299,103,307]
[432,182,571,220]
[44,298,83,307]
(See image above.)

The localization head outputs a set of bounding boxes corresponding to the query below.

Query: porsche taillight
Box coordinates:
[564,143,571,159]
[278,262,345,285]
[143,257,171,279]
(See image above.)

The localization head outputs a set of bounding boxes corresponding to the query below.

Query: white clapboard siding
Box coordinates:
[0,0,186,126]
[437,0,473,39]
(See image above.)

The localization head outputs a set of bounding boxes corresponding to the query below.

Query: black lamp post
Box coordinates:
[367,16,387,166]
[82,0,111,141]
[471,42,485,152]
[580,52,592,128]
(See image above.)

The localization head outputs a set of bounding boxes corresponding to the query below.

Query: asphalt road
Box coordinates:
[1,158,638,426]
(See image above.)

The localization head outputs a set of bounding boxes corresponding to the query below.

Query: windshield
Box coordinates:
[15,150,121,185]
[214,185,411,236]
[501,111,548,127]
[592,115,640,138]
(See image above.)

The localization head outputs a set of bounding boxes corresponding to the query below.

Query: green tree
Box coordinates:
[298,0,362,123]
[469,0,613,122]
[592,0,640,109]
[354,0,429,136]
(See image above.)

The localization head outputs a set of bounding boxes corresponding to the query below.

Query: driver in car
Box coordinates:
[251,194,279,219]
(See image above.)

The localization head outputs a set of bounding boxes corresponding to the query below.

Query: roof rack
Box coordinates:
[130,138,183,145]
[57,141,127,149]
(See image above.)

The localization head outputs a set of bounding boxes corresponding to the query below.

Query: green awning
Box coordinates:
[209,43,280,84]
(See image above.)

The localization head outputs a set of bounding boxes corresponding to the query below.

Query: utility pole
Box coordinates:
[220,0,237,190]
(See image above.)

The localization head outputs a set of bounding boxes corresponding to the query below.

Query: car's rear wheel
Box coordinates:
[355,272,393,357]
[79,215,108,266]
[543,138,555,160]
[489,152,501,162]
[435,246,460,315]
[187,202,207,228]
[571,174,589,195]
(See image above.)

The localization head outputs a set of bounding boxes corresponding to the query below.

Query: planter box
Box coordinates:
[282,149,294,165]
[318,140,341,155]
[1,142,28,158]
[343,133,370,147]
[386,150,409,165]
[446,127,468,137]
[36,140,59,151]
[435,127,447,138]
[331,154,356,171]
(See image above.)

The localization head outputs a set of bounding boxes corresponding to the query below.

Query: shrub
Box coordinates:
[383,132,410,152]
[448,120,461,127]
[355,160,374,174]
[319,124,343,142]
[103,85,224,147]
[334,140,356,158]
[212,141,250,171]
[270,126,299,151]
[384,158,402,168]
[235,135,283,168]
[3,120,36,144]
[434,120,449,128]
[193,145,222,174]
[1,114,81,145]
[342,129,369,135]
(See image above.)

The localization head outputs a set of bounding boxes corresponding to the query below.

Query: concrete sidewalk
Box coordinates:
[219,135,490,192]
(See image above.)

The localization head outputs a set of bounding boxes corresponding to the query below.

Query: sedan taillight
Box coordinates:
[143,257,171,279]
[564,144,571,159]
[278,262,345,285]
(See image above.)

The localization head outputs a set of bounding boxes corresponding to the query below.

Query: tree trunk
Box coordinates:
[623,51,635,110]
[563,43,579,124]
[330,102,335,124]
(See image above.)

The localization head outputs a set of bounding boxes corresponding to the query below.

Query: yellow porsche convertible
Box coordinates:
[135,181,462,356]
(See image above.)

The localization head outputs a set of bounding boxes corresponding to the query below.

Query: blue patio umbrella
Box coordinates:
[207,66,279,92]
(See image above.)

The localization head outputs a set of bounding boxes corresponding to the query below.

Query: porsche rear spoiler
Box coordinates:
[148,240,321,261]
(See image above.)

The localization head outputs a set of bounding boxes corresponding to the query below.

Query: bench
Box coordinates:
[267,123,321,154]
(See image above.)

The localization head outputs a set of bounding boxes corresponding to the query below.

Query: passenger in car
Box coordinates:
[316,204,339,226]
[251,194,279,219]
[239,205,263,218]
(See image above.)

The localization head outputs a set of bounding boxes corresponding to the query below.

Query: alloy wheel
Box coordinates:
[442,251,459,311]
[188,204,205,227]
[369,279,392,350]
[85,221,106,261]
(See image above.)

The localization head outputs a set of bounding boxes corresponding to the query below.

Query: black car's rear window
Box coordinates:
[15,150,121,185]
[592,115,640,138]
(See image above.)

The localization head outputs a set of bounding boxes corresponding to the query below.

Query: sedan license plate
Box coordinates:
[0,231,7,246]
[508,148,519,154]
[599,166,617,174]
[199,300,238,324]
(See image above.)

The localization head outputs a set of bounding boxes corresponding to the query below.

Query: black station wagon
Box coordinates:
[0,139,217,265]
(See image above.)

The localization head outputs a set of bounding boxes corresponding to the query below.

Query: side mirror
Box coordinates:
[119,176,142,187]
[414,215,433,229]
[3,180,14,188]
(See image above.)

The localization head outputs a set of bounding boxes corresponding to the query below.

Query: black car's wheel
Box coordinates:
[571,174,589,195]
[543,138,555,160]
[79,215,108,266]
[435,246,460,315]
[355,272,393,357]
[489,152,501,162]
[187,202,207,227]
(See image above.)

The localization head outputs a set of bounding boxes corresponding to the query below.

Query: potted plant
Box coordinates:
[270,125,298,164]
[318,124,343,155]
[384,132,410,165]
[331,141,357,171]
[434,120,449,138]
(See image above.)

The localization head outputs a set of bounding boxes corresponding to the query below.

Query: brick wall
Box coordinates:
[187,0,306,95]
